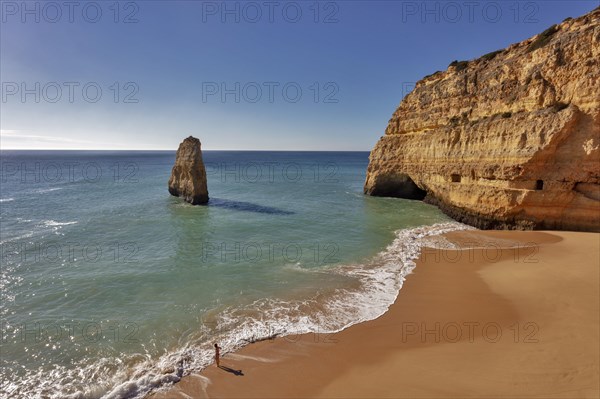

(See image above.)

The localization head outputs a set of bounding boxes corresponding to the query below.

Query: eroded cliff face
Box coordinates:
[168,136,209,205]
[365,8,600,231]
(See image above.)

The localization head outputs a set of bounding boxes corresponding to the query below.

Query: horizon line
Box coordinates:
[0,148,372,152]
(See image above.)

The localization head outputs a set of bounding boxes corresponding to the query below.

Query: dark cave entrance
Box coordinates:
[535,180,544,190]
[368,173,427,200]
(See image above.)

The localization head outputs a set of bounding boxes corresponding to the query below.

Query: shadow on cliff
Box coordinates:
[209,198,294,215]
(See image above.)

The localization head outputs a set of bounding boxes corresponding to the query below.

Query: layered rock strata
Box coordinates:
[168,136,209,205]
[365,8,600,231]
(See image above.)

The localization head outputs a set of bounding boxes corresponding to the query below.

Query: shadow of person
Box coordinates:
[218,365,244,376]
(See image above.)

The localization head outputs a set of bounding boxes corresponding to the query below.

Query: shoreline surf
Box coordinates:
[102,221,473,399]
[152,229,600,399]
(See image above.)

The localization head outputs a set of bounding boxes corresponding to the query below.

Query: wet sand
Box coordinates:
[152,230,599,398]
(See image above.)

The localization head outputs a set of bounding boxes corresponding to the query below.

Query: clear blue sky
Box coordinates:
[1,0,597,150]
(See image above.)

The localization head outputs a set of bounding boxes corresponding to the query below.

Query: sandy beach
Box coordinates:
[152,230,600,398]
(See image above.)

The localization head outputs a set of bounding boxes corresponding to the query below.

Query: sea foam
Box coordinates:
[103,221,474,399]
[3,222,473,399]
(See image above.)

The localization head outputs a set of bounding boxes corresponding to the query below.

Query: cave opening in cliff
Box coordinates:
[368,174,427,200]
[451,174,461,183]
[536,180,544,190]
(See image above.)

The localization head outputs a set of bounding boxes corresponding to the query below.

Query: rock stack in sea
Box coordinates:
[168,136,209,205]
[364,7,600,232]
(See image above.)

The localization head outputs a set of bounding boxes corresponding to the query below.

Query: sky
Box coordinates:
[1,0,598,150]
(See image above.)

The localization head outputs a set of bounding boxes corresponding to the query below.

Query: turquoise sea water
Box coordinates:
[0,151,453,398]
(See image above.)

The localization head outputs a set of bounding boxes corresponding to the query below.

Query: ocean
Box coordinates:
[0,150,462,398]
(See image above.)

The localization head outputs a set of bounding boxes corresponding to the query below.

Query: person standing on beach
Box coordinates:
[214,343,221,367]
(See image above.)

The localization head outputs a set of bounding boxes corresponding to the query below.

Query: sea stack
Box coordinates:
[168,136,209,205]
[364,8,600,232]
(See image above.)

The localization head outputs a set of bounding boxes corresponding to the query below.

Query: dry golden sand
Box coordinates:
[152,230,599,398]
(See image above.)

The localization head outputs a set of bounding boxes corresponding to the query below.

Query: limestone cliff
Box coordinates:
[168,136,209,205]
[365,8,600,232]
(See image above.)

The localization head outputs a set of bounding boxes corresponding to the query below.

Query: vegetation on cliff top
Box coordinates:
[449,60,469,72]
[423,70,443,79]
[480,49,504,62]
[528,24,559,52]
